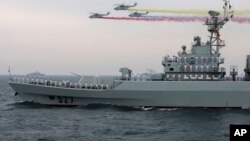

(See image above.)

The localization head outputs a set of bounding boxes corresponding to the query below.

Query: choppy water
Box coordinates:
[1,75,250,141]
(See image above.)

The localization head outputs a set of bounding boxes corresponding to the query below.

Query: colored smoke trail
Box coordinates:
[101,16,207,22]
[128,8,208,15]
[128,8,250,16]
[101,16,250,24]
[231,17,250,24]
[235,9,250,16]
[142,16,207,22]
[101,17,155,21]
[143,16,250,24]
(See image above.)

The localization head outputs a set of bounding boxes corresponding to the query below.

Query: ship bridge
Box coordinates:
[161,36,225,81]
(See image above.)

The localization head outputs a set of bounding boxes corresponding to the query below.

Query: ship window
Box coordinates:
[170,68,174,71]
[168,64,171,66]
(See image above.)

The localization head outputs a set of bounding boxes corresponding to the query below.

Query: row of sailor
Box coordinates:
[181,65,219,72]
[181,56,223,64]
[165,74,244,81]
[165,74,220,80]
[10,75,109,89]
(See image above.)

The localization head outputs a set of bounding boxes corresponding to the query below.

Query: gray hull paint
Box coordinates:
[9,81,250,108]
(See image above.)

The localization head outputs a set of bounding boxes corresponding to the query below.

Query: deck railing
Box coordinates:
[9,75,111,90]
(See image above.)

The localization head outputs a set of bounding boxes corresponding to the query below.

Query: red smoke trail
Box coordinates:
[101,16,250,24]
[144,16,208,22]
[101,17,166,22]
[231,17,250,24]
[101,16,207,22]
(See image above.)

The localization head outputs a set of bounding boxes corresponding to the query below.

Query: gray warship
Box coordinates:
[8,2,250,108]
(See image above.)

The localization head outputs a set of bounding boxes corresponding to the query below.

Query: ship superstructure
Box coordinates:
[157,9,232,81]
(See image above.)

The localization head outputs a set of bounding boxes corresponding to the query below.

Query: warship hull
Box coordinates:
[9,81,250,108]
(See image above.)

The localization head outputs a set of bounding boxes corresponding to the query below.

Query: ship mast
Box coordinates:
[205,0,233,55]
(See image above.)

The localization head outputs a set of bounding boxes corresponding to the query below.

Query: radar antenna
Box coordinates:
[205,0,234,55]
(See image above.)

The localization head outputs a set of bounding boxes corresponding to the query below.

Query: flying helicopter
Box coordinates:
[89,12,110,19]
[114,2,137,10]
[128,11,149,17]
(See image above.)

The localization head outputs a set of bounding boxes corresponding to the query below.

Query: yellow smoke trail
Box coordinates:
[128,8,250,16]
[234,9,250,16]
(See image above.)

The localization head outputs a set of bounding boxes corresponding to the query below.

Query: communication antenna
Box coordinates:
[204,0,234,55]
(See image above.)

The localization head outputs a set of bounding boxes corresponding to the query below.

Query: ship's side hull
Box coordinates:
[9,81,250,108]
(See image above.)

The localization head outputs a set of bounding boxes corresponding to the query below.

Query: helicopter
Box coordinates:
[89,12,110,19]
[128,11,149,17]
[114,2,137,10]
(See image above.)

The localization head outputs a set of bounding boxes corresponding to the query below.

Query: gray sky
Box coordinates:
[0,0,250,75]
